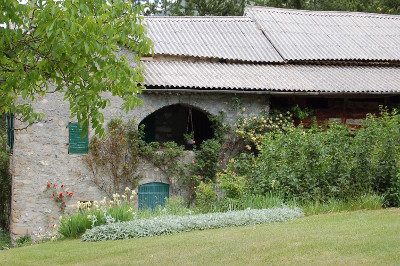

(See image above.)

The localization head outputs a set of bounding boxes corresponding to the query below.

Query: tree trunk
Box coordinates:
[293,0,301,9]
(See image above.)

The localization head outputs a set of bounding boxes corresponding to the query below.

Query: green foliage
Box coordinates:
[213,193,286,212]
[85,119,144,196]
[59,194,194,239]
[161,196,193,216]
[291,104,313,120]
[58,211,93,239]
[1,0,152,136]
[235,110,294,150]
[141,141,185,184]
[208,112,230,144]
[145,0,246,16]
[0,228,11,250]
[302,194,384,216]
[240,109,400,206]
[0,115,11,231]
[192,139,221,183]
[16,234,32,247]
[217,168,247,199]
[195,182,218,213]
[145,0,399,17]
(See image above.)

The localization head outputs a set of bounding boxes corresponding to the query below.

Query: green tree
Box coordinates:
[0,0,153,136]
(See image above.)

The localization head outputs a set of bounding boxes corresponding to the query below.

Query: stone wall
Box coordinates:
[10,89,269,242]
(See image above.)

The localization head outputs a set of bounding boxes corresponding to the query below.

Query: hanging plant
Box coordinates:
[183,131,195,145]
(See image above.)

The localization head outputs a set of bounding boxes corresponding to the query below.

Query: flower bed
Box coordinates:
[81,206,303,242]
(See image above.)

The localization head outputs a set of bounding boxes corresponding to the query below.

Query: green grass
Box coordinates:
[1,209,400,265]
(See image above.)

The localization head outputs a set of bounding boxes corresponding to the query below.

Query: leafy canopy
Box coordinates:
[0,0,152,136]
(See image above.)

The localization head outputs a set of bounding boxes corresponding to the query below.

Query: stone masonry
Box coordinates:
[10,88,269,242]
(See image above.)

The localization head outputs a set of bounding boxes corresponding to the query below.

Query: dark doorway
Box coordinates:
[139,104,214,149]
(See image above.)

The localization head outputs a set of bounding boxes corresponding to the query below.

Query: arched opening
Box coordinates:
[139,104,214,149]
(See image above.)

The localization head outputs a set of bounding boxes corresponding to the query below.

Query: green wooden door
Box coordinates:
[138,182,169,210]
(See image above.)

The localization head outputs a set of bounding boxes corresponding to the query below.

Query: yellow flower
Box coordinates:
[246,145,251,150]
[242,107,246,112]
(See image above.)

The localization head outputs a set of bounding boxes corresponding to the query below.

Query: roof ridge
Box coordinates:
[245,6,400,19]
[144,16,250,20]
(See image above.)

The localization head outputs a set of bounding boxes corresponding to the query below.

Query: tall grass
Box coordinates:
[212,193,286,212]
[302,194,384,216]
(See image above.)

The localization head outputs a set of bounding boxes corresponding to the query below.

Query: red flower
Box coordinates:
[52,193,55,197]
[59,193,63,198]
[47,183,50,188]
[60,207,63,211]
[69,192,73,197]
[61,184,64,188]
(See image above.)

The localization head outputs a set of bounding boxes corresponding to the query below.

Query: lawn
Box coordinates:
[1,209,399,265]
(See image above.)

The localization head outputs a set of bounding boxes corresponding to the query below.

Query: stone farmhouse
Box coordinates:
[7,7,400,241]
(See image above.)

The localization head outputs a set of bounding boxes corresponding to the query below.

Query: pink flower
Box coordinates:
[192,159,195,164]
[197,175,201,179]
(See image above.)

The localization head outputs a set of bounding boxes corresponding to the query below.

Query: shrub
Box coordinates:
[192,139,221,182]
[217,168,247,199]
[195,182,218,213]
[81,206,304,242]
[213,193,286,212]
[0,228,11,250]
[16,234,32,247]
[302,194,384,215]
[228,109,400,206]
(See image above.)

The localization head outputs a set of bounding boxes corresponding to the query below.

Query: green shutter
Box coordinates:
[138,182,170,210]
[68,123,88,154]
[6,114,14,153]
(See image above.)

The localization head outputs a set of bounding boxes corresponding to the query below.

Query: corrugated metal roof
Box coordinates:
[144,16,284,63]
[246,7,400,62]
[142,60,400,93]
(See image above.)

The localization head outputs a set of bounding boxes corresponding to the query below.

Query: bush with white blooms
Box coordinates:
[81,206,303,242]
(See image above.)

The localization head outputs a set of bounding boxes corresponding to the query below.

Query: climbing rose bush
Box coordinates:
[81,206,304,242]
[44,181,73,213]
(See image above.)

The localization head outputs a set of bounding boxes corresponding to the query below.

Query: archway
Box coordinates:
[139,104,214,149]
